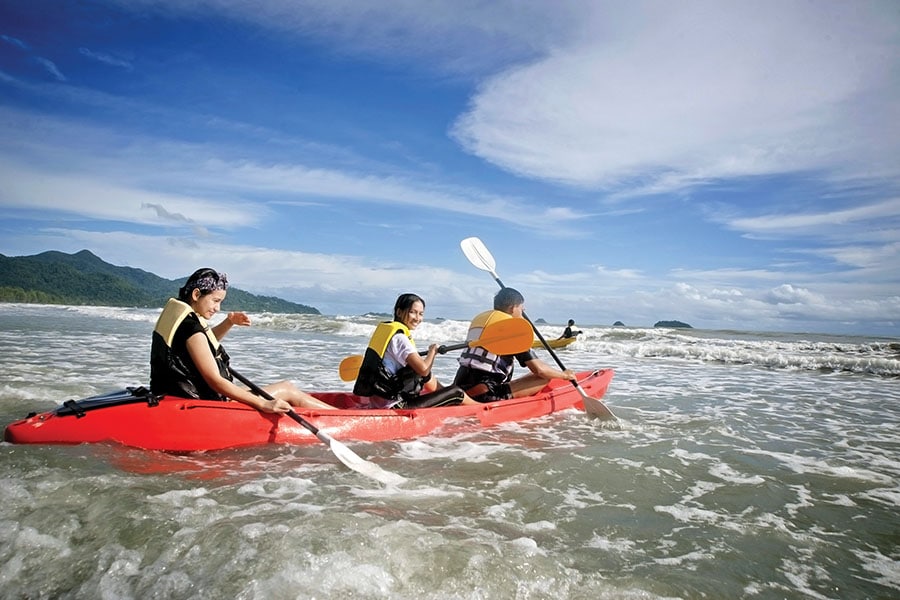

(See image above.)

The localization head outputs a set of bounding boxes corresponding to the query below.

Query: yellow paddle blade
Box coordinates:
[477,317,534,355]
[338,354,364,382]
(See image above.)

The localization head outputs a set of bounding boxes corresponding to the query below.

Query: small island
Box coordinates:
[654,320,693,329]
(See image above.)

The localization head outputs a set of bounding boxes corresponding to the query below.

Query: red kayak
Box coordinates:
[4,369,613,452]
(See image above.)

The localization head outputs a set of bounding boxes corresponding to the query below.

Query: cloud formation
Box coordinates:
[452,2,900,193]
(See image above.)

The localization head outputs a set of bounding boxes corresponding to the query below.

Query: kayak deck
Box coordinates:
[4,369,614,452]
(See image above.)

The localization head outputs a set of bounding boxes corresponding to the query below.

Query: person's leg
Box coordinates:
[405,385,465,408]
[462,382,489,398]
[508,374,552,398]
[459,392,479,405]
[421,376,439,394]
[265,380,337,410]
[431,377,477,404]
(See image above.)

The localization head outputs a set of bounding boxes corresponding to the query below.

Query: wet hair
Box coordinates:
[178,268,228,302]
[494,287,525,311]
[394,293,425,322]
[568,319,576,326]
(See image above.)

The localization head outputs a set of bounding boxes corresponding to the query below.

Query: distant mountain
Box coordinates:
[0,250,320,314]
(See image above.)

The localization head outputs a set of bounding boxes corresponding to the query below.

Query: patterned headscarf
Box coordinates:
[179,268,228,301]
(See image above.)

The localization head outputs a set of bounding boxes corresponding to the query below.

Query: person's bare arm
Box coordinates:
[185,333,290,413]
[211,311,251,341]
[405,343,438,376]
[524,357,576,382]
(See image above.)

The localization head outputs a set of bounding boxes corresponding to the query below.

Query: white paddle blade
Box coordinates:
[571,379,617,421]
[321,433,407,486]
[460,237,496,273]
[581,393,618,421]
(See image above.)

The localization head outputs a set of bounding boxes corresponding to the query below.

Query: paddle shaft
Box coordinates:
[423,341,466,356]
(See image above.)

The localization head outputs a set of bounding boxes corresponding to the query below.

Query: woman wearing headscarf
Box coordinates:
[150,267,334,413]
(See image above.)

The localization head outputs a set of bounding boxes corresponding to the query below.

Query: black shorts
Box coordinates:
[400,385,465,409]
[454,368,512,403]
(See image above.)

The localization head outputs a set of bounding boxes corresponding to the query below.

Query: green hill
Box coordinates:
[0,250,320,314]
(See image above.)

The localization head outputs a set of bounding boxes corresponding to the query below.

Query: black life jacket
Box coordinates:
[149,298,232,400]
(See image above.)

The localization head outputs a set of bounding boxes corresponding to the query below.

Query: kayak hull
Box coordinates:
[533,336,578,350]
[4,369,613,452]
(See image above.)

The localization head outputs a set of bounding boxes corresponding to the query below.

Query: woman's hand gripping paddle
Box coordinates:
[229,368,405,486]
[459,236,618,422]
[338,317,534,382]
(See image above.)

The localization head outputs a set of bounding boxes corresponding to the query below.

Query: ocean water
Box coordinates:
[0,303,898,599]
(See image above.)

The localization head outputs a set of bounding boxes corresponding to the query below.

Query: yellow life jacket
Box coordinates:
[353,320,424,401]
[366,320,413,357]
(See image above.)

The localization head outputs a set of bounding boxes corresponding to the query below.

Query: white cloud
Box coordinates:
[78,47,133,70]
[810,243,900,277]
[108,0,576,75]
[716,197,900,282]
[764,284,823,306]
[6,225,898,332]
[228,161,590,231]
[451,1,900,192]
[0,161,255,229]
[0,105,591,234]
[727,198,900,237]
[1,34,29,50]
[34,57,66,82]
[621,281,900,332]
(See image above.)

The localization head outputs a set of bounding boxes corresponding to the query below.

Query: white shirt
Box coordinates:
[383,333,416,375]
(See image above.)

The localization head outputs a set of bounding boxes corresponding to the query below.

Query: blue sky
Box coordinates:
[1,0,899,335]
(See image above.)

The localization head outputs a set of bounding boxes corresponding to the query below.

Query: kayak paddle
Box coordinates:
[338,316,534,382]
[229,368,406,485]
[459,236,618,422]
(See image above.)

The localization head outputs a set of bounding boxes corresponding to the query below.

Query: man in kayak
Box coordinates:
[150,267,334,413]
[559,319,583,339]
[354,293,474,408]
[453,287,578,403]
